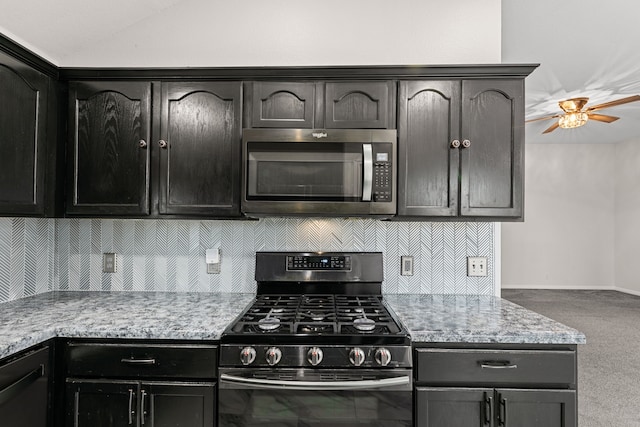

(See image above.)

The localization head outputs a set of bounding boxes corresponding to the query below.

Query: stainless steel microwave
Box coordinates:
[242,128,397,217]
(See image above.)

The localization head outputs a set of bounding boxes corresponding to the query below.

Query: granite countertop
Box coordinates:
[384,294,586,345]
[0,291,585,361]
[0,291,255,360]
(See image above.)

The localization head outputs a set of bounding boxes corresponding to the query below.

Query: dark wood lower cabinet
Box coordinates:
[416,387,576,427]
[0,346,50,427]
[413,346,578,427]
[64,341,218,427]
[66,379,215,427]
[146,382,215,427]
[67,380,136,426]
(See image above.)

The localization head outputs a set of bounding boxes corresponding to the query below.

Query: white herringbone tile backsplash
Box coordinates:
[0,217,496,303]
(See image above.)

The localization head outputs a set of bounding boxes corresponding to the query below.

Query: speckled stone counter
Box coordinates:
[1,292,585,361]
[384,294,586,345]
[0,291,254,360]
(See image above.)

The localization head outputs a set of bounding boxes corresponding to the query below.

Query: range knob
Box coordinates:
[239,346,256,365]
[349,347,366,366]
[375,348,392,366]
[265,347,282,366]
[307,347,324,366]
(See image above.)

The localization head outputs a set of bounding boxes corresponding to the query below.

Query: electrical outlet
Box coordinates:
[103,253,117,273]
[401,256,414,276]
[467,256,487,277]
[207,263,220,274]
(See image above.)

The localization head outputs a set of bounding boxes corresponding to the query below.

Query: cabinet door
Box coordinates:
[496,389,576,427]
[66,380,140,427]
[250,82,315,128]
[325,81,394,129]
[0,346,49,427]
[68,81,151,216]
[397,81,460,217]
[415,387,493,427]
[460,79,524,218]
[0,52,49,216]
[158,82,241,216]
[144,382,215,427]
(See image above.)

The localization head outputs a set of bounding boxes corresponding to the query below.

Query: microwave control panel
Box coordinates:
[372,149,392,202]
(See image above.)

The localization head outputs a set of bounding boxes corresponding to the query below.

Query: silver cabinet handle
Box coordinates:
[140,389,148,425]
[498,394,507,426]
[121,358,157,365]
[480,361,517,369]
[362,143,373,202]
[138,140,147,149]
[462,139,471,148]
[220,373,410,391]
[128,388,135,425]
[158,140,168,149]
[484,392,493,426]
[451,139,461,148]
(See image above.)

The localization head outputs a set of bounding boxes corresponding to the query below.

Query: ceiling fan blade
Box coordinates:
[585,95,640,112]
[542,122,560,134]
[525,114,561,123]
[588,113,620,123]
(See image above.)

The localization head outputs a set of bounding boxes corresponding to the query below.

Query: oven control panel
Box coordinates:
[220,344,412,368]
[287,255,351,271]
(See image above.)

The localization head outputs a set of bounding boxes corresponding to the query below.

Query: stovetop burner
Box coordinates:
[225,293,405,342]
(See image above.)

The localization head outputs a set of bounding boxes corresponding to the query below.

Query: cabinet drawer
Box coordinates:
[66,343,217,379]
[415,348,576,386]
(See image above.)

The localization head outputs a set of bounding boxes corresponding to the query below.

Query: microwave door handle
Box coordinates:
[362,144,373,201]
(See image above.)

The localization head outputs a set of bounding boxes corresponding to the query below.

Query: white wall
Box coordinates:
[0,0,501,67]
[502,143,616,289]
[614,137,640,294]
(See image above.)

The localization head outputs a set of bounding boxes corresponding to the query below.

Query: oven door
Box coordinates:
[218,368,412,427]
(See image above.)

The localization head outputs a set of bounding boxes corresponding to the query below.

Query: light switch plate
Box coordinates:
[467,256,488,277]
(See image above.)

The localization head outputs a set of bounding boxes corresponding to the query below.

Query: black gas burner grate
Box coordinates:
[230,294,401,336]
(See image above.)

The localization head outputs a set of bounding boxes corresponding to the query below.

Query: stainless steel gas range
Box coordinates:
[218,252,412,427]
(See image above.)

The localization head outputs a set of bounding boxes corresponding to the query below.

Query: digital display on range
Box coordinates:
[286,255,351,271]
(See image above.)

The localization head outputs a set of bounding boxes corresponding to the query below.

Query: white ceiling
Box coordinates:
[1,0,638,144]
[502,0,640,144]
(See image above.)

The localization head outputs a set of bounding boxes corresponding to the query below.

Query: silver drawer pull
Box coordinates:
[480,361,518,369]
[121,358,157,365]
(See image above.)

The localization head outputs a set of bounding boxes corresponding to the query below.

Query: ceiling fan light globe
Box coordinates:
[558,112,589,129]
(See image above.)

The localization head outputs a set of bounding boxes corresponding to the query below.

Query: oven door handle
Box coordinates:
[219,373,410,390]
[362,143,373,202]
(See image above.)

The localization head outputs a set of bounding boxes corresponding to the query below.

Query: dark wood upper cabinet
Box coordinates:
[324,81,394,129]
[67,80,242,218]
[397,80,460,217]
[0,52,50,216]
[249,81,316,128]
[246,80,395,129]
[397,79,525,219]
[67,81,151,216]
[460,79,524,217]
[158,81,242,216]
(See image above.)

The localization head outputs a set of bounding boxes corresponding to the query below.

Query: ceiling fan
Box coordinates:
[526,95,640,134]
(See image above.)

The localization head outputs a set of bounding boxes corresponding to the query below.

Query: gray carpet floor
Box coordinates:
[503,289,640,427]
